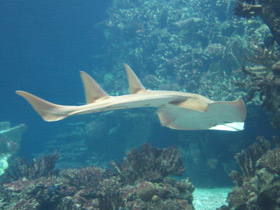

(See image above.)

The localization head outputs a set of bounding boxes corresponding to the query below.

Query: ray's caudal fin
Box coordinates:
[16,64,246,131]
[16,91,76,122]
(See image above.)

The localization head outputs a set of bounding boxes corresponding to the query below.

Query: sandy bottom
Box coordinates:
[193,188,231,210]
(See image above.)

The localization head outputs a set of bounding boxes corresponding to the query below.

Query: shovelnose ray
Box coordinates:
[16,64,246,131]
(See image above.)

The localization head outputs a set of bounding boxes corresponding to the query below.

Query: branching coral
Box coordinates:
[257,148,280,175]
[232,0,280,129]
[60,167,104,189]
[234,43,280,128]
[245,43,280,69]
[233,137,270,178]
[106,143,185,184]
[96,177,124,210]
[233,1,280,124]
[5,153,60,182]
[219,137,280,210]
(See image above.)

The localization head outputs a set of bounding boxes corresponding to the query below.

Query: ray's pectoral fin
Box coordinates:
[208,98,246,131]
[157,98,246,131]
[157,97,208,129]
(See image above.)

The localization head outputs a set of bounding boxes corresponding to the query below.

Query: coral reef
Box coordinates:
[234,0,280,46]
[5,153,60,182]
[234,1,262,18]
[233,136,270,178]
[0,144,195,210]
[219,137,280,210]
[0,122,26,176]
[99,0,260,101]
[234,43,280,129]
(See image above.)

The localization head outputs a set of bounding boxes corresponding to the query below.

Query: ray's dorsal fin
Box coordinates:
[80,71,109,104]
[123,64,147,94]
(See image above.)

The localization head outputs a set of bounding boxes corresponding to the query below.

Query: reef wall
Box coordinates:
[234,0,280,129]
[234,0,280,46]
[219,137,280,210]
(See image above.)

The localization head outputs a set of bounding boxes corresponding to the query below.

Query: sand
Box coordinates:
[193,188,231,210]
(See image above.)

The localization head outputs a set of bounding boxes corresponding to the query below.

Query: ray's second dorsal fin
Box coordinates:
[124,64,147,94]
[80,71,109,104]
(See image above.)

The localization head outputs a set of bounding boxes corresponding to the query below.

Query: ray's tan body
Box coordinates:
[67,91,211,115]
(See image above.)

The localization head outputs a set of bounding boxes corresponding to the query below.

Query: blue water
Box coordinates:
[1,0,280,188]
[0,0,111,155]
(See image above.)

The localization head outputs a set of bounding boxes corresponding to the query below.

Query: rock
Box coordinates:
[137,181,157,202]
[0,122,26,143]
[152,195,161,202]
[272,61,280,77]
[0,122,26,176]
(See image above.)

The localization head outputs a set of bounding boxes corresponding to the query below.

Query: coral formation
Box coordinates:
[258,148,280,175]
[5,153,60,182]
[106,143,185,184]
[0,144,194,210]
[219,137,280,210]
[234,1,262,18]
[233,136,270,177]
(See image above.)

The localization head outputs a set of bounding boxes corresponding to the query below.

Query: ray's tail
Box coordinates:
[16,69,115,121]
[16,64,143,122]
[16,91,77,121]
